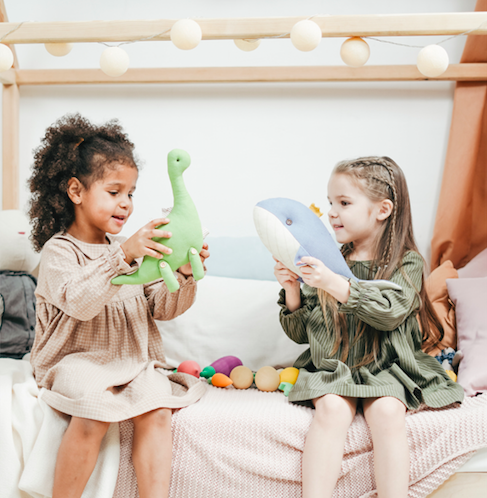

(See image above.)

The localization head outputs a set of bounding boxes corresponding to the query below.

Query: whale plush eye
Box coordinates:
[286,219,293,226]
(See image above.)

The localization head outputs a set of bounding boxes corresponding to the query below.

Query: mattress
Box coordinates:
[456,447,487,472]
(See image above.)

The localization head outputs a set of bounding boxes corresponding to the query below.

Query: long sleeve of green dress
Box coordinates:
[277,251,464,410]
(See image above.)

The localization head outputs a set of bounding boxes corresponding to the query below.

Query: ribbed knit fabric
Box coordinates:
[278,251,464,409]
[113,386,487,498]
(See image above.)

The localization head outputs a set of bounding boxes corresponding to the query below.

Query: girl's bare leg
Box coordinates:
[132,408,172,498]
[362,397,409,498]
[52,417,110,498]
[302,394,357,498]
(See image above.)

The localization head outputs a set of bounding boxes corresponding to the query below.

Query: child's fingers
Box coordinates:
[199,248,210,260]
[150,218,170,228]
[273,260,287,271]
[152,228,172,239]
[151,241,173,255]
[299,256,320,267]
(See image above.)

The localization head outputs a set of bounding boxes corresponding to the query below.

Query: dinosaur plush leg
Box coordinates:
[188,248,205,281]
[158,261,180,292]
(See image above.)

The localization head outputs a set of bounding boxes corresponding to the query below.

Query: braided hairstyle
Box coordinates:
[28,113,139,252]
[318,156,444,366]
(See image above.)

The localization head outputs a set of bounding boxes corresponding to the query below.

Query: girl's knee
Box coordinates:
[70,417,110,441]
[313,394,356,425]
[364,397,406,431]
[134,408,172,430]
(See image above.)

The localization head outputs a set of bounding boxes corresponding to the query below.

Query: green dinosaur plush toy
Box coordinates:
[111,148,204,292]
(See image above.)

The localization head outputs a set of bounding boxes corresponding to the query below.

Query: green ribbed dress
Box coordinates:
[278,251,464,410]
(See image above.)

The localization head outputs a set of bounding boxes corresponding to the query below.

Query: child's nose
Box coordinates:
[119,196,130,208]
[328,206,337,218]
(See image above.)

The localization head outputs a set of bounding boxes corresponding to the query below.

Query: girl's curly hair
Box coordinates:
[28,113,139,251]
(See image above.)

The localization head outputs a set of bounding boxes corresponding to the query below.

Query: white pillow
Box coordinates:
[156,276,308,371]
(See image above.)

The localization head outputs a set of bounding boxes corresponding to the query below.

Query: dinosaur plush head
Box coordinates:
[168,149,191,180]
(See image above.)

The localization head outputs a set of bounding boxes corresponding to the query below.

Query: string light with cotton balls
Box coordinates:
[100,46,130,77]
[234,38,261,52]
[416,44,449,77]
[170,19,202,50]
[0,43,13,72]
[340,37,370,67]
[290,19,322,52]
[45,43,73,57]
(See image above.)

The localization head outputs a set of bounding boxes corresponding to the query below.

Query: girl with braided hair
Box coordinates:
[274,156,464,498]
[28,113,209,498]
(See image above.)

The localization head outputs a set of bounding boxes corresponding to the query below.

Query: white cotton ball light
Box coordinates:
[340,37,370,67]
[0,44,14,72]
[170,19,202,50]
[234,38,261,52]
[45,43,73,57]
[417,45,449,78]
[290,20,322,52]
[100,47,130,77]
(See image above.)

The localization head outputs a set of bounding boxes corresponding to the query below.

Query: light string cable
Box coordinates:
[99,27,172,47]
[0,21,27,43]
[366,18,487,49]
[259,15,316,40]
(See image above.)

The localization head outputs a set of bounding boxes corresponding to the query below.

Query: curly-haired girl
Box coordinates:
[28,113,209,498]
[274,157,464,498]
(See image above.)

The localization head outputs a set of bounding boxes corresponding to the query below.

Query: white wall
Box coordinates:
[0,0,478,264]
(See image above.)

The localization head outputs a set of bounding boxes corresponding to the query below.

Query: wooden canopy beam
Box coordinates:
[9,64,487,85]
[0,0,19,68]
[0,12,487,44]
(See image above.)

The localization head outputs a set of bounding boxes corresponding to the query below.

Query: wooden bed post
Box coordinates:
[1,0,20,210]
[2,82,20,210]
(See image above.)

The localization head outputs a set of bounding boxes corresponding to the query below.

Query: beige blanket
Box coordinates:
[114,385,487,498]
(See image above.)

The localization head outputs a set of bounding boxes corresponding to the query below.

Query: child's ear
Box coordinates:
[67,177,83,205]
[377,199,393,221]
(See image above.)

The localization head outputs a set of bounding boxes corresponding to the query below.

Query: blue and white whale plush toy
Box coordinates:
[253,197,402,291]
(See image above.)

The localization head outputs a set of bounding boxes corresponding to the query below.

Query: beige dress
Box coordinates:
[30,232,206,422]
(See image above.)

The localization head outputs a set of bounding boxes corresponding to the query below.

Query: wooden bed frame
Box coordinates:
[1,3,485,496]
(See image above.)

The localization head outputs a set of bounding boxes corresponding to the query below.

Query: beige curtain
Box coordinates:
[431,0,487,270]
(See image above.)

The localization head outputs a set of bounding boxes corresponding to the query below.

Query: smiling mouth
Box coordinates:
[333,224,344,230]
[112,216,126,222]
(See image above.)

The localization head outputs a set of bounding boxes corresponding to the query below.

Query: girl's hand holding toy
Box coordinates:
[273,257,300,292]
[297,256,351,304]
[121,218,173,265]
[179,242,210,277]
[297,256,331,288]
